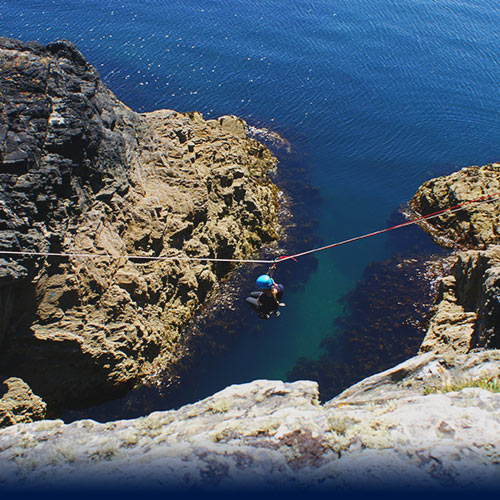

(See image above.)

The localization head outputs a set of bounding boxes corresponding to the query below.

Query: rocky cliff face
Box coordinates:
[0,37,278,419]
[0,350,498,490]
[409,163,500,354]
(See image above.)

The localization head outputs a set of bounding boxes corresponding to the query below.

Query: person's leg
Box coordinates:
[250,291,261,298]
[246,297,260,311]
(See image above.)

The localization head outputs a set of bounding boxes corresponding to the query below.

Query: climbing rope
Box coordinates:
[0,192,498,265]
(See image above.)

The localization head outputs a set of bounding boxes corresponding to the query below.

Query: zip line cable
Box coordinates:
[276,192,500,262]
[0,192,499,265]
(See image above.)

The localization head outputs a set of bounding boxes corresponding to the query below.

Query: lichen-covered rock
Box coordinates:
[0,351,499,490]
[409,163,500,249]
[0,377,46,427]
[0,37,279,414]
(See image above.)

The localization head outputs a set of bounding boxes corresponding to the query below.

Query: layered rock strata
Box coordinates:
[0,37,278,416]
[0,350,498,490]
[409,163,500,353]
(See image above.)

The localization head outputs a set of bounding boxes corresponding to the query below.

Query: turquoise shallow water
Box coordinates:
[2,0,500,413]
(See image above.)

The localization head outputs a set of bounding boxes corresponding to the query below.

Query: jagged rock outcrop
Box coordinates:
[409,163,500,249]
[410,164,500,353]
[0,37,279,416]
[0,350,498,490]
[421,246,500,353]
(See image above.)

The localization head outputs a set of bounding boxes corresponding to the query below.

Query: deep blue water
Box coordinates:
[2,0,500,411]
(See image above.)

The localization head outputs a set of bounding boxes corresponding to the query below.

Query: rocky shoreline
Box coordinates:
[1,36,500,490]
[409,163,500,354]
[0,37,280,424]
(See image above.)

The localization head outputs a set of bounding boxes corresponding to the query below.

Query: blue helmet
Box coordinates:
[256,274,273,290]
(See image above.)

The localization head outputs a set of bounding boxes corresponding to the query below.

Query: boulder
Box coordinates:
[0,377,46,426]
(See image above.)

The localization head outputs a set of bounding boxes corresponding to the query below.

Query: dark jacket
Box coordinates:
[258,284,284,313]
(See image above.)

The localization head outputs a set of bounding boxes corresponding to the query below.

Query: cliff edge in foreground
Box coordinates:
[0,37,279,422]
[0,350,498,490]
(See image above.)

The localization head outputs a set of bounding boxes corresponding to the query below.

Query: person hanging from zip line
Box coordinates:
[245,263,285,319]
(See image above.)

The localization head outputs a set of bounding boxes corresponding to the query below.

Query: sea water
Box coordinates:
[1,0,500,414]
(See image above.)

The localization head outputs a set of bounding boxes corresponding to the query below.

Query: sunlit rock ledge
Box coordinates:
[0,350,498,490]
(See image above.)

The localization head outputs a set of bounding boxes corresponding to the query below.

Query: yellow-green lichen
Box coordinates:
[206,398,230,414]
[423,375,500,394]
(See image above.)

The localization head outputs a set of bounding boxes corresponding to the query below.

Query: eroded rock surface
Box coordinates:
[410,164,500,353]
[420,246,500,353]
[0,351,498,490]
[0,377,46,426]
[0,37,278,415]
[409,163,500,249]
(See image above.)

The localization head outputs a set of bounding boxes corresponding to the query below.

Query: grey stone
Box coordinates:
[0,351,498,490]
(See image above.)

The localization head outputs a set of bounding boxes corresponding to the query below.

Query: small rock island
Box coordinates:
[1,37,500,490]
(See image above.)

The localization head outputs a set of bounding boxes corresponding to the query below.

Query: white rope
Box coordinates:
[0,249,275,264]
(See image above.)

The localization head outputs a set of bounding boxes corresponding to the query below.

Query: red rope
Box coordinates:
[276,192,500,263]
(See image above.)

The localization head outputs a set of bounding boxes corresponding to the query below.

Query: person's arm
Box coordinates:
[274,284,285,307]
[271,287,282,308]
[267,263,276,279]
